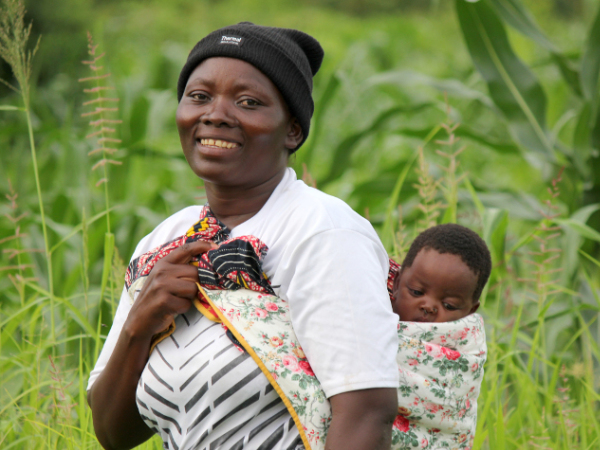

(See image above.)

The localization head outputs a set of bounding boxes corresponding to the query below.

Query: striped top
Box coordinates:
[136,307,304,450]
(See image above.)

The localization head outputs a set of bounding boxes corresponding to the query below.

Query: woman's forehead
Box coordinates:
[189,57,271,86]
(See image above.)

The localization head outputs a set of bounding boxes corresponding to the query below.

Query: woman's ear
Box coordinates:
[285,117,304,150]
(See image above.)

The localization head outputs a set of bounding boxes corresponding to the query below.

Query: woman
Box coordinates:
[88,22,399,450]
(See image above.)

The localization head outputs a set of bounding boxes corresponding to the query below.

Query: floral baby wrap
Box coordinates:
[125,208,487,450]
[198,287,487,450]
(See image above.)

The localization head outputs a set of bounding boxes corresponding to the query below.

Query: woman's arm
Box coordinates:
[326,388,398,450]
[88,240,215,450]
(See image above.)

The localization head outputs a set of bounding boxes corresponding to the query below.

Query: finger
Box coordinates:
[166,279,200,302]
[170,280,198,302]
[172,264,201,281]
[164,239,218,264]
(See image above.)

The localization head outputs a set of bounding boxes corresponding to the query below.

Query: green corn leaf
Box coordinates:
[555,217,600,243]
[367,69,497,111]
[573,102,593,176]
[581,4,600,103]
[490,0,582,96]
[562,203,600,281]
[579,249,600,269]
[463,175,486,219]
[456,0,554,160]
[494,403,507,450]
[394,124,520,155]
[0,105,22,110]
[482,208,509,273]
[319,103,433,187]
[299,71,340,168]
[381,151,418,247]
[592,102,600,150]
[49,208,115,253]
[441,202,456,225]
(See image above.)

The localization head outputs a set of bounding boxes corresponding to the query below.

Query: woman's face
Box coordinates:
[176,57,302,189]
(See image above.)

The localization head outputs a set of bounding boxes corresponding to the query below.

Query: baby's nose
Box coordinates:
[420,302,438,315]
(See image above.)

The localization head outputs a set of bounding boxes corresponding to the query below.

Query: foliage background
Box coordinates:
[0,0,599,448]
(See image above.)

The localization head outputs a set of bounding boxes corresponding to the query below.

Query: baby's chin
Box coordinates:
[398,312,473,323]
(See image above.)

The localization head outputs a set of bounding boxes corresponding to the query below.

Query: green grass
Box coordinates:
[1,0,599,448]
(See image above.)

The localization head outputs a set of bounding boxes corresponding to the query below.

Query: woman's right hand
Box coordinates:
[89,239,216,450]
[124,239,218,341]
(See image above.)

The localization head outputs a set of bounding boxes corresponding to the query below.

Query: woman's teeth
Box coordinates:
[200,139,238,149]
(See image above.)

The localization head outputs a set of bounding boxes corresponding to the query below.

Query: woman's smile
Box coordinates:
[198,138,240,149]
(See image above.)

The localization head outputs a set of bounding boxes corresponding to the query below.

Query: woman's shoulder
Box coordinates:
[280,177,373,233]
[132,205,204,260]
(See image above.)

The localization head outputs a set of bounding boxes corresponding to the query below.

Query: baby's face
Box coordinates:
[392,248,480,323]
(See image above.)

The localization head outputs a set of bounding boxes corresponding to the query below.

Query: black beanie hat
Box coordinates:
[177,22,324,150]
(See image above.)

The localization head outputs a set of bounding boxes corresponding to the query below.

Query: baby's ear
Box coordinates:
[392,268,402,293]
[469,301,480,314]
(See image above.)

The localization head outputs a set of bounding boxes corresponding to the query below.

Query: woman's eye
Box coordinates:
[443,303,458,311]
[239,98,260,107]
[190,92,209,101]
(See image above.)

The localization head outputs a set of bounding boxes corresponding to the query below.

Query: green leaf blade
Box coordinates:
[456,0,554,160]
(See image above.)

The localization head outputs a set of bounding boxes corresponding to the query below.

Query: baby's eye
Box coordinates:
[408,288,423,297]
[443,302,459,311]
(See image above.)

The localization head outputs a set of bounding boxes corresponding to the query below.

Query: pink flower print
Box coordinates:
[458,408,467,418]
[466,399,471,410]
[255,308,268,318]
[270,336,283,347]
[298,360,315,377]
[471,362,479,372]
[393,415,410,432]
[424,402,442,413]
[421,438,428,448]
[426,343,444,358]
[408,358,418,366]
[441,347,461,361]
[282,355,299,372]
[265,302,278,312]
[292,346,306,359]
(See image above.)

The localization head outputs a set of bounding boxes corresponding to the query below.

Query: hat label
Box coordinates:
[220,35,243,46]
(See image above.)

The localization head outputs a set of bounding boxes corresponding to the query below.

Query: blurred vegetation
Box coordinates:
[1,0,599,448]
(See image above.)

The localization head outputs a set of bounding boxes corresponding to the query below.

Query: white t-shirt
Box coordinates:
[88,167,399,397]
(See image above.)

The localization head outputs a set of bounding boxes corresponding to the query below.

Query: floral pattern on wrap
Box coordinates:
[392,314,486,449]
[200,288,487,450]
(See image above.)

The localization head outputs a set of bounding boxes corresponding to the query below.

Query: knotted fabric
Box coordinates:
[124,206,275,349]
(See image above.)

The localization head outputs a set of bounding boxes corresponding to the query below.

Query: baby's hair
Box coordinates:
[401,224,492,301]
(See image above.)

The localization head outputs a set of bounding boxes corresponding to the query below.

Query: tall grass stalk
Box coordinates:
[79,32,122,316]
[0,0,55,340]
[435,119,465,225]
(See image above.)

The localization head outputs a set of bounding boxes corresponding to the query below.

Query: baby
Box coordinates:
[391,223,492,323]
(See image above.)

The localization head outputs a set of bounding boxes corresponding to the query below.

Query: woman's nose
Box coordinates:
[201,98,234,127]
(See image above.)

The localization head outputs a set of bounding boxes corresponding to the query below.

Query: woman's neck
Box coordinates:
[204,169,285,230]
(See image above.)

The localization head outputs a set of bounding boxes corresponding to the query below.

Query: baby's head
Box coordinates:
[392,224,491,323]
